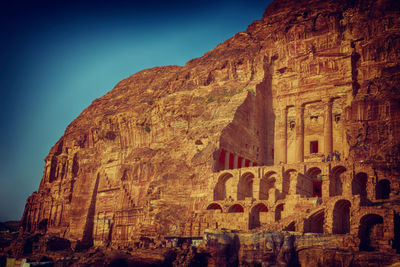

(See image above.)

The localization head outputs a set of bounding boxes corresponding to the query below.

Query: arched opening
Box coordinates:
[237,172,254,200]
[332,200,351,234]
[275,203,284,222]
[206,203,223,212]
[214,173,234,201]
[228,204,244,213]
[352,172,368,204]
[259,171,277,200]
[376,179,390,200]
[330,166,345,197]
[249,203,268,229]
[359,214,384,251]
[282,169,296,197]
[300,167,322,197]
[305,210,324,233]
[284,221,295,231]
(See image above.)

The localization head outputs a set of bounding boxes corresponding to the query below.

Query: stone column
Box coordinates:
[274,106,288,165]
[321,166,330,200]
[233,155,238,169]
[241,159,246,168]
[224,150,230,170]
[295,104,304,162]
[324,99,333,156]
[280,108,288,164]
[253,178,260,201]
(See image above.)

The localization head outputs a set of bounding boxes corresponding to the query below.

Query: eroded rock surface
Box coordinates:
[11,0,400,265]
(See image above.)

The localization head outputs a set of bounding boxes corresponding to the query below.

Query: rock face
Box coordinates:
[19,0,400,263]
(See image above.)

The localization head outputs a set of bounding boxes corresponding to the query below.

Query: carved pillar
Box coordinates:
[224,150,230,170]
[321,165,330,200]
[233,155,238,169]
[241,159,246,168]
[295,105,304,162]
[253,179,260,200]
[324,99,333,155]
[274,106,288,165]
[280,108,288,164]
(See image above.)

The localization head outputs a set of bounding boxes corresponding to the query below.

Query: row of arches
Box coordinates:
[352,173,391,201]
[208,199,387,251]
[206,202,270,229]
[214,171,279,201]
[304,200,351,235]
[293,202,386,252]
[213,170,272,201]
[214,168,391,202]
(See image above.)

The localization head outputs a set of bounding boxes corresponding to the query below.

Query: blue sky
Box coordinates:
[0,0,272,221]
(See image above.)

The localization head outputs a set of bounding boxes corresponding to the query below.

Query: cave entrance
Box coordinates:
[306,167,322,198]
[358,214,384,251]
[38,219,48,233]
[237,172,254,200]
[376,179,390,200]
[332,200,351,234]
[249,203,268,230]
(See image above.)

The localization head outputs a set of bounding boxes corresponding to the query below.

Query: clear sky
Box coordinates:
[0,0,272,221]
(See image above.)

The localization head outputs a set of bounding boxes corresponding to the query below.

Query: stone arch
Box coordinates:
[283,169,296,197]
[305,209,324,233]
[300,167,322,197]
[249,203,268,229]
[375,179,390,200]
[237,172,255,200]
[275,203,284,222]
[352,172,368,203]
[330,166,346,197]
[259,171,277,200]
[332,199,351,234]
[358,214,384,251]
[214,172,234,201]
[228,204,244,213]
[206,203,223,212]
[306,167,322,177]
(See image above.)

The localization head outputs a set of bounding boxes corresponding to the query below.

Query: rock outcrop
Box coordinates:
[14,0,400,265]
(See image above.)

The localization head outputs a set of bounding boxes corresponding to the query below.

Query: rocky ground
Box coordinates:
[2,229,400,267]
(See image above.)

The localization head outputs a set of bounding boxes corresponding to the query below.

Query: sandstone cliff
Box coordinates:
[19,0,400,260]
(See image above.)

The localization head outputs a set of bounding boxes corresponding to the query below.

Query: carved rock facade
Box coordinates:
[20,0,400,260]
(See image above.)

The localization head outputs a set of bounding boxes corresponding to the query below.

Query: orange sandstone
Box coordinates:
[18,0,400,265]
